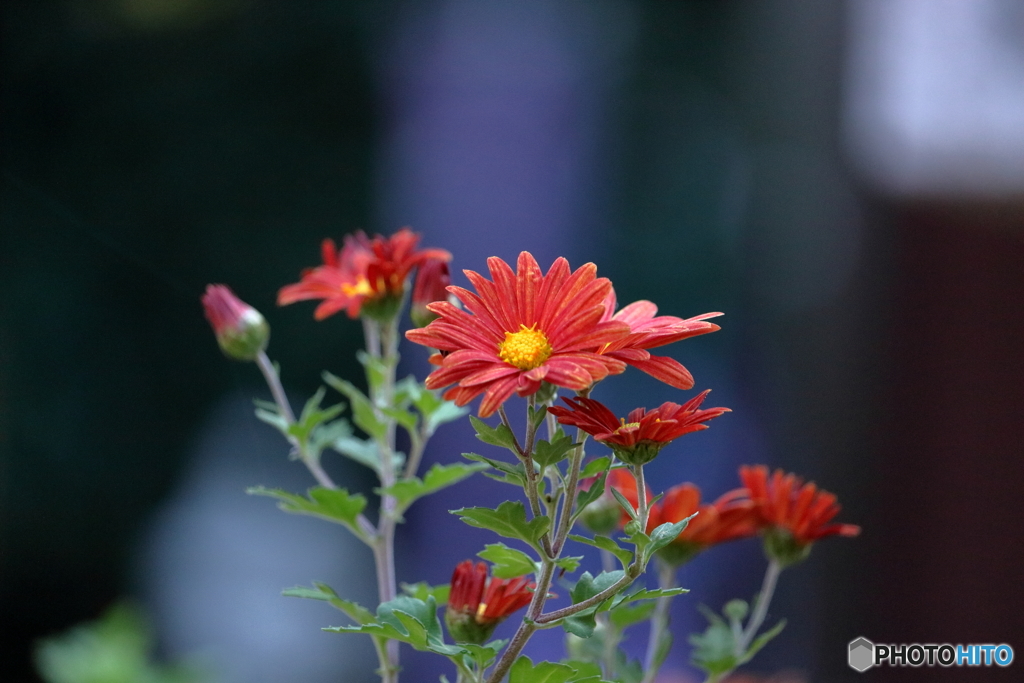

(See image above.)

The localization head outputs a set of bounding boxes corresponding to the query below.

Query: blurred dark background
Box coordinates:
[2,1,1021,682]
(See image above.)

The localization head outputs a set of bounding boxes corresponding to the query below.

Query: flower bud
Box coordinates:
[577,494,623,536]
[410,258,451,328]
[201,284,269,361]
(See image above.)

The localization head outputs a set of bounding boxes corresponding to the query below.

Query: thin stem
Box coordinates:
[597,611,621,680]
[534,569,638,624]
[736,559,782,654]
[484,560,556,683]
[364,317,402,681]
[256,351,340,491]
[641,560,677,683]
[498,404,553,557]
[551,427,589,556]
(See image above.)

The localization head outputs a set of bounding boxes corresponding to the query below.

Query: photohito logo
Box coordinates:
[848,637,1014,671]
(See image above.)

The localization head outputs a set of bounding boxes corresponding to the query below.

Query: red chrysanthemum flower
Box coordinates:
[410,258,451,328]
[201,284,269,361]
[445,560,535,643]
[600,291,722,390]
[277,228,451,321]
[547,392,730,465]
[739,465,860,566]
[647,483,758,566]
[405,252,632,417]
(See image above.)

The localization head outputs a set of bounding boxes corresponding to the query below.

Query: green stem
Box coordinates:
[484,559,556,683]
[364,317,402,682]
[641,560,677,683]
[498,403,553,557]
[736,559,782,655]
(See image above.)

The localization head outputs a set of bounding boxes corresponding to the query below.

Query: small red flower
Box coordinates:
[739,465,860,565]
[548,392,730,465]
[445,561,534,643]
[201,284,269,361]
[410,258,451,328]
[647,483,758,565]
[277,228,451,321]
[600,291,721,390]
[406,252,631,416]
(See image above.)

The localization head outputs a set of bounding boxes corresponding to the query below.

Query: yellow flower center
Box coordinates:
[615,419,641,434]
[498,324,553,370]
[341,277,373,298]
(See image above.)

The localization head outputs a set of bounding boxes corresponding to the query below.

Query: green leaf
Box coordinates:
[562,571,625,638]
[456,640,506,671]
[553,555,583,573]
[572,472,606,520]
[528,404,549,432]
[508,656,580,683]
[381,406,419,432]
[477,543,537,578]
[533,433,575,470]
[356,350,395,394]
[609,602,655,630]
[579,456,612,480]
[452,502,551,551]
[329,430,404,473]
[323,372,386,441]
[461,453,526,487]
[379,463,486,513]
[612,587,688,607]
[254,400,289,434]
[469,415,518,451]
[689,616,738,676]
[723,599,748,624]
[643,516,695,565]
[325,596,464,657]
[740,619,786,665]
[248,486,367,539]
[401,582,451,605]
[425,401,469,434]
[566,534,632,568]
[282,582,375,625]
[608,486,639,523]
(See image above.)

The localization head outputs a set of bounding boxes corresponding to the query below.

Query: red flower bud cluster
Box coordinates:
[445,561,534,644]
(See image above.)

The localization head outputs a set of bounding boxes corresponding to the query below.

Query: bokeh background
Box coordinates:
[2,1,1022,682]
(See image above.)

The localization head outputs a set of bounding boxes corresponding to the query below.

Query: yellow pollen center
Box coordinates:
[341,277,373,298]
[498,324,553,370]
[476,602,488,619]
[616,419,641,434]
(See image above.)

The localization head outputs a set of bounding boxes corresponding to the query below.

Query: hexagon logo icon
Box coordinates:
[849,637,875,672]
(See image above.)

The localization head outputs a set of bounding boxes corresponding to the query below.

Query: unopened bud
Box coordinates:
[201,284,269,361]
[410,258,450,328]
[624,520,642,536]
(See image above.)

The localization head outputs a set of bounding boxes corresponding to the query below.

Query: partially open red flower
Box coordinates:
[647,483,758,565]
[739,465,860,565]
[548,392,730,465]
[406,252,631,416]
[410,258,451,328]
[445,560,534,643]
[600,291,721,390]
[201,284,269,361]
[278,228,450,321]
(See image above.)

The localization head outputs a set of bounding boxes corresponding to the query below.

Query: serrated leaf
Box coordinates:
[401,582,451,604]
[579,456,612,480]
[689,618,738,676]
[452,502,550,551]
[477,543,537,578]
[379,463,486,512]
[325,596,464,657]
[425,401,468,434]
[323,372,386,441]
[612,587,688,607]
[528,405,549,431]
[567,534,632,568]
[562,571,625,638]
[282,583,375,624]
[533,433,575,469]
[248,486,367,538]
[456,640,506,670]
[469,415,518,450]
[461,453,527,487]
[509,656,580,683]
[553,555,583,573]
